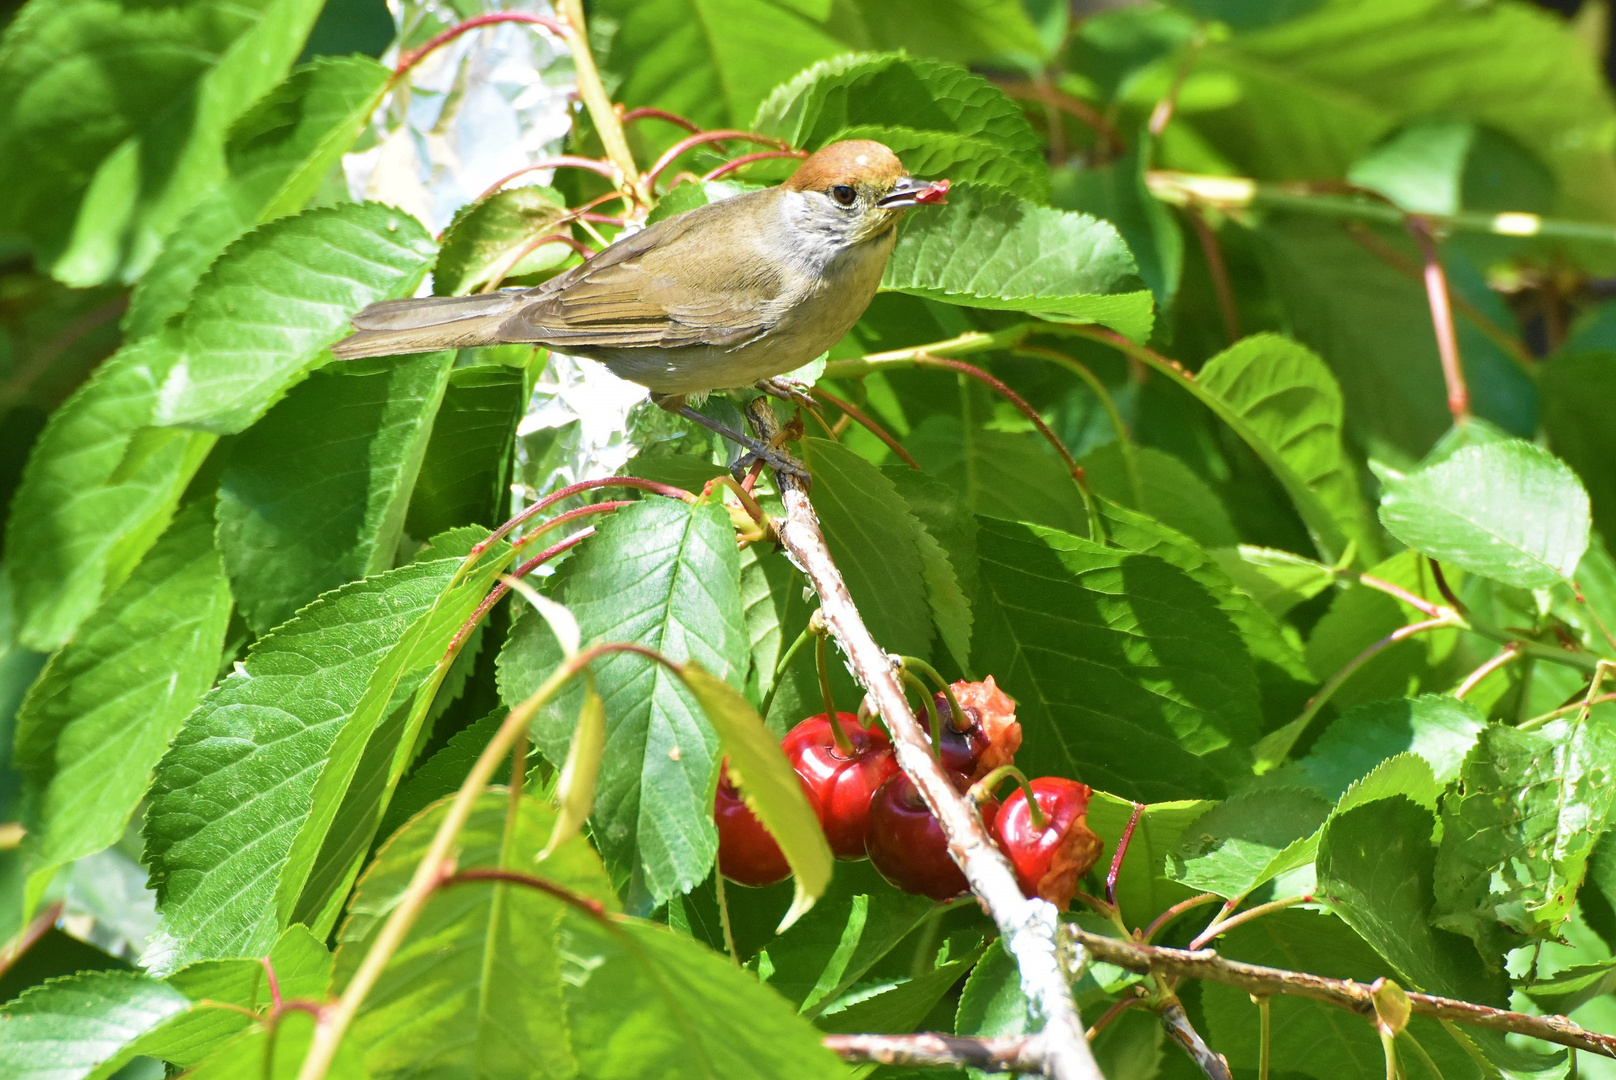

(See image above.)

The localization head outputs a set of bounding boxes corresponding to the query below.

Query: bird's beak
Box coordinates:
[877,177,950,208]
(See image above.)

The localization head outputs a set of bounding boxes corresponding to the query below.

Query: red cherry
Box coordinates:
[714,771,817,887]
[782,712,899,860]
[991,777,1104,909]
[933,676,1022,782]
[867,771,998,900]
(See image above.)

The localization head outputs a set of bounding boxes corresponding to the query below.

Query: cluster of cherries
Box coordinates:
[714,677,1104,906]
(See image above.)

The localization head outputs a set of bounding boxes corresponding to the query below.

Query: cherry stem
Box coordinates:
[1141,893,1222,945]
[902,670,946,763]
[511,501,629,554]
[472,477,693,559]
[481,233,593,292]
[702,150,808,181]
[815,631,855,754]
[644,131,794,191]
[761,625,814,722]
[1407,216,1471,423]
[970,765,1046,830]
[1189,894,1314,952]
[700,475,766,526]
[619,106,702,134]
[475,156,621,203]
[440,867,609,922]
[811,385,921,469]
[1106,802,1145,910]
[897,656,968,736]
[1085,996,1140,1040]
[393,12,568,78]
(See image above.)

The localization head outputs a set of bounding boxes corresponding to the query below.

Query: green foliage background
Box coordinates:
[2,0,1616,1077]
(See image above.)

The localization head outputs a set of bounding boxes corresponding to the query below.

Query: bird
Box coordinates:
[332,140,948,471]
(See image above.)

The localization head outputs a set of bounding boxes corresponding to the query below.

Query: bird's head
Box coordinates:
[781,140,949,247]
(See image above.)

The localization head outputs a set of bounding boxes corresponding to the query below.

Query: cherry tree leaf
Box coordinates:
[755,52,1047,196]
[432,186,575,296]
[14,505,232,894]
[1375,439,1591,589]
[882,185,1154,343]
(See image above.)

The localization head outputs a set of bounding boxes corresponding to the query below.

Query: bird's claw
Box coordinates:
[735,444,812,485]
[755,377,817,411]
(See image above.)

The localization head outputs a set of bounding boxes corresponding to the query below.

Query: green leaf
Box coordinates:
[884,468,977,674]
[882,185,1154,343]
[1083,443,1238,550]
[143,535,510,970]
[596,0,846,132]
[753,860,935,1014]
[123,55,392,337]
[754,53,1047,197]
[842,0,1043,64]
[802,438,934,660]
[1195,333,1370,565]
[1376,439,1591,589]
[498,500,749,903]
[1317,794,1503,1002]
[152,202,438,434]
[0,970,190,1080]
[681,666,832,926]
[217,351,453,632]
[1541,351,1616,548]
[1348,118,1555,217]
[432,186,575,296]
[404,364,526,538]
[380,709,507,841]
[1094,497,1313,727]
[14,504,232,891]
[1209,545,1335,617]
[1168,788,1332,900]
[1434,719,1616,958]
[0,0,325,285]
[1288,695,1485,802]
[815,939,984,1033]
[1053,131,1183,311]
[561,914,848,1080]
[972,517,1261,800]
[150,927,330,1067]
[906,419,1091,538]
[1167,0,1326,31]
[6,202,435,650]
[180,1013,370,1080]
[334,791,617,1079]
[5,335,216,650]
[1521,959,1616,1016]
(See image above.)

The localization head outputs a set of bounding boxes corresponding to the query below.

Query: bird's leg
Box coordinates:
[754,376,817,411]
[658,398,811,482]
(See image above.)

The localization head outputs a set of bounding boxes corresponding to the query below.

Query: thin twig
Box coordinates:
[556,0,639,189]
[811,386,920,469]
[703,150,807,181]
[393,12,567,77]
[1454,644,1521,699]
[619,106,702,134]
[1407,217,1470,422]
[1067,927,1616,1060]
[1188,895,1313,952]
[1142,893,1221,944]
[1014,344,1141,508]
[824,1032,1046,1071]
[1148,29,1208,138]
[1158,996,1233,1080]
[993,79,1124,155]
[746,398,1107,1080]
[1186,206,1240,344]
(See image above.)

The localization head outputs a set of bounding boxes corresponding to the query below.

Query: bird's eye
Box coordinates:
[830,184,857,206]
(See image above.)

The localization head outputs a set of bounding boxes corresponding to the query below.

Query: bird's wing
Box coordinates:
[498,190,788,351]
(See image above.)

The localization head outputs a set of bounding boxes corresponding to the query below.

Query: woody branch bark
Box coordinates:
[746,399,1106,1080]
[1068,926,1616,1060]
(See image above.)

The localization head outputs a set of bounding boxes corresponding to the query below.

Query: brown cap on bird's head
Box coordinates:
[785,140,905,192]
[784,139,949,208]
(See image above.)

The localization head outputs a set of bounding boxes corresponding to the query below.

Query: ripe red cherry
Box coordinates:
[782,712,899,860]
[991,777,1104,909]
[714,771,818,887]
[867,771,998,900]
[933,676,1022,782]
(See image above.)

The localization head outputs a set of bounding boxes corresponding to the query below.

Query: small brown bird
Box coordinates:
[333,140,946,463]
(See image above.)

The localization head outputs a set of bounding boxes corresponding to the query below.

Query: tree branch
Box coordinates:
[1068,927,1616,1060]
[745,399,1107,1080]
[824,1032,1046,1071]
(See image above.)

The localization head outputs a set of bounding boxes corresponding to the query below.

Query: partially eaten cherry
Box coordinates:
[782,712,898,860]
[990,776,1104,909]
[934,675,1022,782]
[866,770,998,900]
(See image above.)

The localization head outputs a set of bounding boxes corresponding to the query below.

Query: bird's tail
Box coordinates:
[330,292,524,359]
